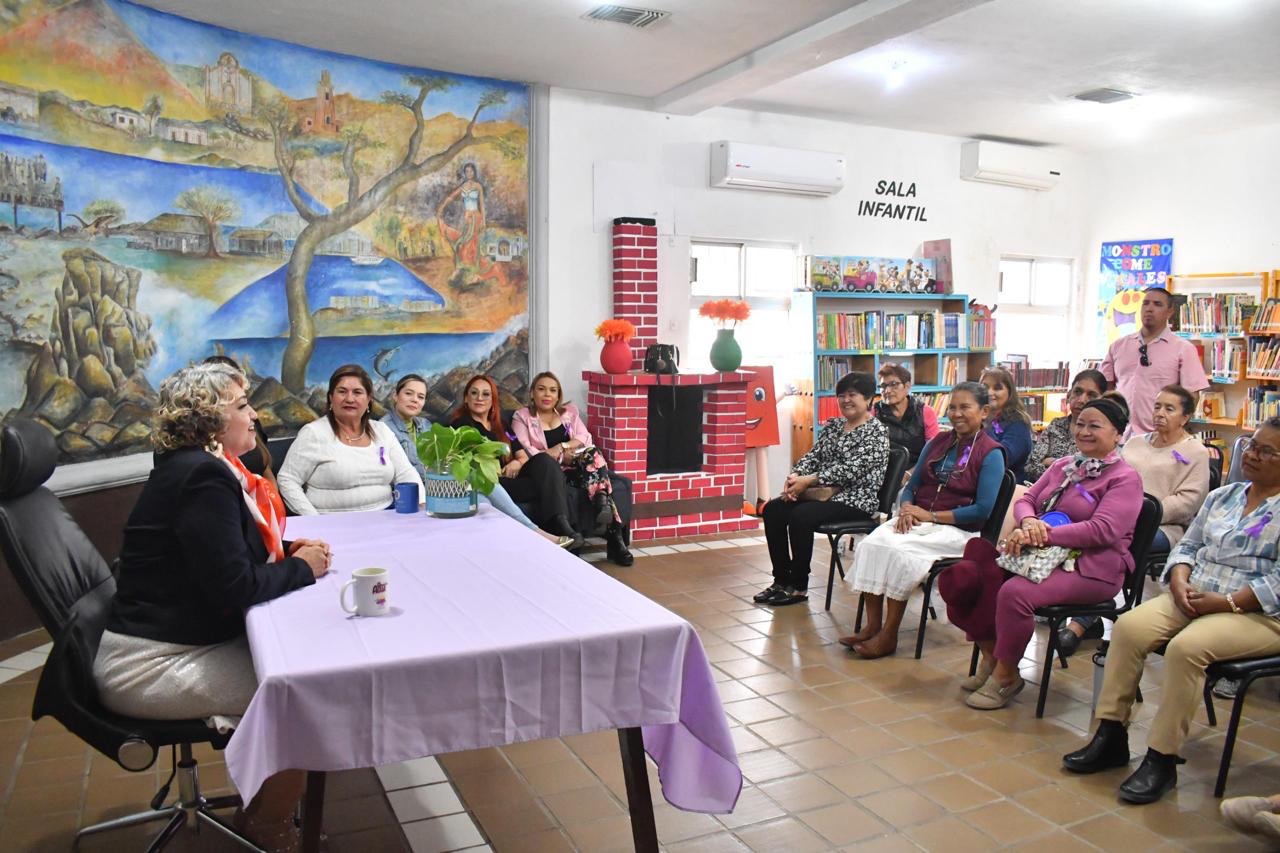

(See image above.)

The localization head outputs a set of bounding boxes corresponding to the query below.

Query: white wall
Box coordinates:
[544,88,1090,487]
[1078,122,1280,356]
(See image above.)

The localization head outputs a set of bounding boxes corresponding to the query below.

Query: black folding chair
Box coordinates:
[817,446,910,611]
[1029,493,1162,718]
[1202,656,1280,796]
[911,469,1017,659]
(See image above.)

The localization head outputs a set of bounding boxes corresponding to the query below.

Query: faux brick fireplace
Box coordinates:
[584,371,761,540]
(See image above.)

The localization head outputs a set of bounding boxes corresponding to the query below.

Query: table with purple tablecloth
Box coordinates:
[224,506,741,846]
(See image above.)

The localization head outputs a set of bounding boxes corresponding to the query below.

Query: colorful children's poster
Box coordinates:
[809,255,841,291]
[1098,238,1174,343]
[922,239,952,293]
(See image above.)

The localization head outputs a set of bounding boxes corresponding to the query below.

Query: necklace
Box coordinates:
[338,429,365,444]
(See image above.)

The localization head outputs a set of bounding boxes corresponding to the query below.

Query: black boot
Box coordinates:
[606,523,634,567]
[1118,748,1184,804]
[1063,719,1131,774]
[1057,619,1104,658]
[593,492,613,533]
[549,515,585,551]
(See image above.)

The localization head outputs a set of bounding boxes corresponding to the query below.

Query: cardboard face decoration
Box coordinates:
[743,366,779,448]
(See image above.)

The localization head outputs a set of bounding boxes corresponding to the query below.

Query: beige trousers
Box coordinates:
[1097,592,1280,755]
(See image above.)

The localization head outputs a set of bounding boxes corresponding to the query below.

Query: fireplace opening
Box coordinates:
[646,386,704,475]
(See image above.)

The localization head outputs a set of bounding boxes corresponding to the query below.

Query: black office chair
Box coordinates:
[1025,493,1162,718]
[0,419,263,852]
[817,446,910,611]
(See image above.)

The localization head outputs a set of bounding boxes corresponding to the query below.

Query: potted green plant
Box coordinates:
[414,423,507,518]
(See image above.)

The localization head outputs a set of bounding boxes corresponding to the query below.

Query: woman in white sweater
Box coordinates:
[278,364,423,515]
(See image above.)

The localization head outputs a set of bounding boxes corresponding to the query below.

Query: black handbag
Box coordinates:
[643,344,679,375]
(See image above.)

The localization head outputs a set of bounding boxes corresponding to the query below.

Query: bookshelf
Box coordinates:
[798,291,995,441]
[1167,272,1277,462]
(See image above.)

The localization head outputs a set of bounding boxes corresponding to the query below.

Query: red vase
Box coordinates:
[600,338,633,374]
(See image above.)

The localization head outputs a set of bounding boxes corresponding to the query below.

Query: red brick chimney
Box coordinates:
[611,217,658,364]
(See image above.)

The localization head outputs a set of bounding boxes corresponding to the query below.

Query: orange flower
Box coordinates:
[698,299,751,327]
[594,318,637,342]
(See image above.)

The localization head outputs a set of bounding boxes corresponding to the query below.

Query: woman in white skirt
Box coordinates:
[840,381,1006,658]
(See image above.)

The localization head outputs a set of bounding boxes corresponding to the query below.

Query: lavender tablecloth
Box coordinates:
[224,506,741,813]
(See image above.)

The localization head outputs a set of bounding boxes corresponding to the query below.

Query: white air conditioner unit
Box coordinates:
[959,140,1061,191]
[710,141,845,197]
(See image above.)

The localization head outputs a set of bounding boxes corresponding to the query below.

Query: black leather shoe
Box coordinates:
[1063,719,1131,774]
[606,524,633,567]
[753,584,783,603]
[1119,748,1184,804]
[1058,619,1105,658]
[766,587,809,607]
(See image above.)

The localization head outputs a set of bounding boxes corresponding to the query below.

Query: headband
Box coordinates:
[1080,398,1128,433]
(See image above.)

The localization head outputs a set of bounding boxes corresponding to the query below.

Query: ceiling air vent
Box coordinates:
[583,5,670,28]
[1072,87,1137,104]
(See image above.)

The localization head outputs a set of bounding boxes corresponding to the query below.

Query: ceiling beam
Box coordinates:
[651,0,995,115]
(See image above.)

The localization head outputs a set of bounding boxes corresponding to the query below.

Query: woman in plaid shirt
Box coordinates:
[1062,417,1280,806]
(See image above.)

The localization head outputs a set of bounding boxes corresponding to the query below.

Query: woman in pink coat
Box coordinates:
[939,398,1144,710]
[511,371,631,565]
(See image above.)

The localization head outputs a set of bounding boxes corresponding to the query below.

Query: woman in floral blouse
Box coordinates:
[1023,369,1107,482]
[756,372,889,607]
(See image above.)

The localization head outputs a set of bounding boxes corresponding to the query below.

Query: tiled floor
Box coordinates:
[4,533,1280,851]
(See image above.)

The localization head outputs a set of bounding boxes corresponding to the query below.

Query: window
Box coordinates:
[996,256,1074,367]
[688,241,798,372]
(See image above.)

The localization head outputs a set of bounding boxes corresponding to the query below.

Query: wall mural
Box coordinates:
[0,0,530,465]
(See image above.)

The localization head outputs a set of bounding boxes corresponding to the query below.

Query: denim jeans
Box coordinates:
[480,484,538,531]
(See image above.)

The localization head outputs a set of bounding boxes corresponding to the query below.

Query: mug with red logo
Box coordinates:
[340,567,390,617]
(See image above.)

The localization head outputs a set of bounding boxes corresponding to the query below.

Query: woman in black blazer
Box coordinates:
[94,362,330,851]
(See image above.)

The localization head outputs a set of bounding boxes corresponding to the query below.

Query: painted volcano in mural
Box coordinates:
[208,254,445,338]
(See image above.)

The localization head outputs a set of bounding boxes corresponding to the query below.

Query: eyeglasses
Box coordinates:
[1138,342,1150,367]
[878,381,904,392]
[1243,439,1280,463]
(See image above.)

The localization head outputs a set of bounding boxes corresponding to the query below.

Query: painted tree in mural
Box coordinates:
[259,75,519,393]
[176,186,238,258]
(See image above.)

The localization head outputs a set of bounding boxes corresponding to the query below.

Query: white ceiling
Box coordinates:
[137,0,1280,150]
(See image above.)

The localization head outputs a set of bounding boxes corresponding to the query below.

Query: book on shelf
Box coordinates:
[1210,338,1245,380]
[1248,337,1280,377]
[1245,387,1280,428]
[1253,298,1280,332]
[1024,394,1046,424]
[817,310,967,351]
[1177,292,1257,336]
[998,359,1070,389]
[1199,391,1227,420]
[968,301,995,349]
[921,391,951,417]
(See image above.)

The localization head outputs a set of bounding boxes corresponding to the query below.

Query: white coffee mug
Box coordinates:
[340,567,390,617]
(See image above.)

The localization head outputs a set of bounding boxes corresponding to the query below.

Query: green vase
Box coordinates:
[709,328,742,372]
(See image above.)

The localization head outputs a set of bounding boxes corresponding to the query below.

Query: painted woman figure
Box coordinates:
[437,161,486,271]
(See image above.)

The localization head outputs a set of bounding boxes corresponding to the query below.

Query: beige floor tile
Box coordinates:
[654,802,723,844]
[857,786,945,827]
[518,757,598,796]
[1013,781,1111,825]
[871,748,950,785]
[784,736,857,770]
[540,785,624,825]
[816,762,899,799]
[738,748,805,784]
[667,832,755,852]
[713,785,787,830]
[747,716,821,747]
[757,773,846,813]
[904,814,1001,852]
[562,815,636,853]
[960,799,1057,845]
[841,832,925,853]
[915,772,1002,812]
[963,758,1053,797]
[724,697,789,725]
[735,815,830,853]
[796,801,888,845]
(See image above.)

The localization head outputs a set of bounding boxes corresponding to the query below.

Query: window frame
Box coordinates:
[995,253,1078,367]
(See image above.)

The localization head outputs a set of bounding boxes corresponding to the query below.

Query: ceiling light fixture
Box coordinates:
[1073,87,1138,104]
[582,4,670,29]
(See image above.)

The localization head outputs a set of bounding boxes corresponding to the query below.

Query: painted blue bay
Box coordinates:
[208,254,444,338]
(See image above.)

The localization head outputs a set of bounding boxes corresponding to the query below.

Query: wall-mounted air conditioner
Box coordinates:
[959,140,1061,191]
[710,141,845,197]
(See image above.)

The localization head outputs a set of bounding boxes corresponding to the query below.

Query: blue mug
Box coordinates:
[394,482,420,513]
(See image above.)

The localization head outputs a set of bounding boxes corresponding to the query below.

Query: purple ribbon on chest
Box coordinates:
[1171,449,1190,465]
[992,420,1004,436]
[379,446,386,466]
[957,444,973,468]
[1073,483,1096,505]
[1246,512,1273,538]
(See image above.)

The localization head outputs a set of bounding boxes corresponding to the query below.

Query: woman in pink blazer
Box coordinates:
[511,371,630,564]
[939,398,1144,710]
